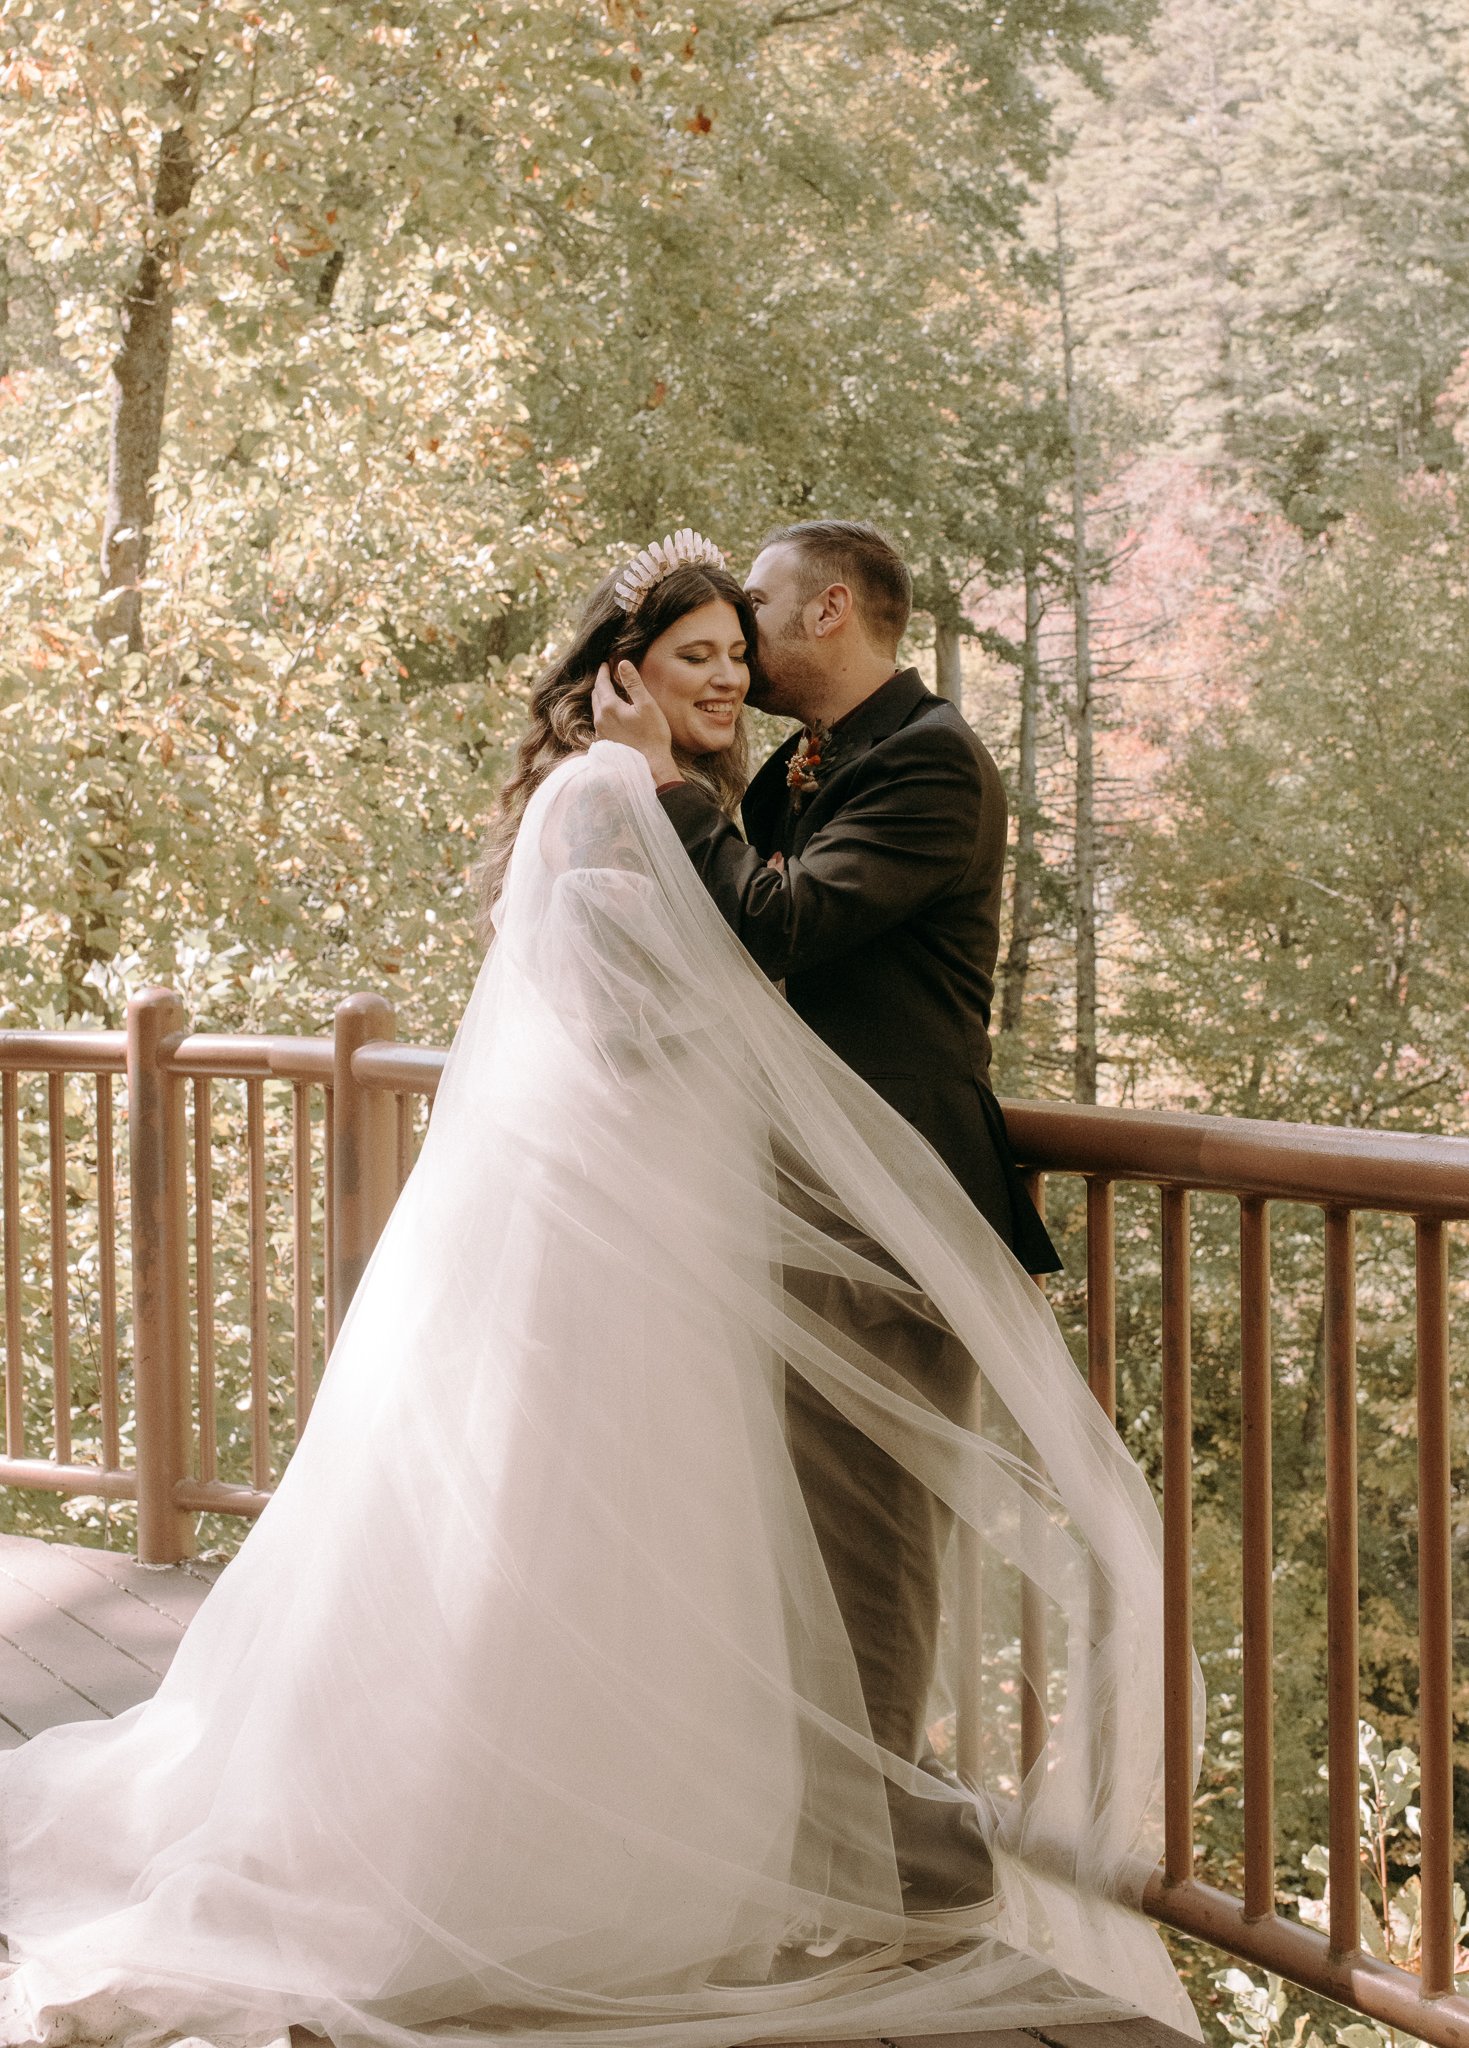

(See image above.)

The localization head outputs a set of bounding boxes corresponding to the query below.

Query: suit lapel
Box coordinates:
[740,670,933,856]
[741,732,800,855]
[787,668,929,854]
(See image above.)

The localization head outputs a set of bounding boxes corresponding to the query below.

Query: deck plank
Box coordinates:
[759,2027,1198,2048]
[0,1573,162,1715]
[0,1533,215,1736]
[0,1532,223,1651]
[0,1624,106,1740]
[1036,2021,1201,2048]
[44,1539,225,1625]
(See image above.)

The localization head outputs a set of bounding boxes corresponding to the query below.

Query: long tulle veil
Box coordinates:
[0,743,1201,2048]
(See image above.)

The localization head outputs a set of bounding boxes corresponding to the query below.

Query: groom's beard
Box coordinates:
[749,626,824,721]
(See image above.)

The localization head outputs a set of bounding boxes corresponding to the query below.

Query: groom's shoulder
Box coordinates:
[879,689,1001,788]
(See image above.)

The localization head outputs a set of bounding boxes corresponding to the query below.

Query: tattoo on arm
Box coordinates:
[555,780,643,874]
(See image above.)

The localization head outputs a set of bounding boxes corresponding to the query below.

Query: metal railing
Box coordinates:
[0,989,1464,2044]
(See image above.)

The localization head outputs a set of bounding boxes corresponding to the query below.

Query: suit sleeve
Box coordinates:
[657,726,983,980]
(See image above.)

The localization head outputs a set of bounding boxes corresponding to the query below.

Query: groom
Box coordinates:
[595,518,1059,1922]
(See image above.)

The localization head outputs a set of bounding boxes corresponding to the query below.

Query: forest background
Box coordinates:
[0,2,1467,2040]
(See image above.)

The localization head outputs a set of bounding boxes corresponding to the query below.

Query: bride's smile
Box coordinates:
[632,595,750,753]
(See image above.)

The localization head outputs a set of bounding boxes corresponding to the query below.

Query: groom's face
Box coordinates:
[744,543,826,716]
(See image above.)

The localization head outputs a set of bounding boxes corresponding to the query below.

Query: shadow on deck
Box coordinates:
[0,1532,1197,2048]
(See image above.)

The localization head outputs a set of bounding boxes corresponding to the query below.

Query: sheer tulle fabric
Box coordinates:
[0,744,1201,2048]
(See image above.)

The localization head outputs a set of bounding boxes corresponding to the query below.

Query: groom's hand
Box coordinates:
[591,661,679,785]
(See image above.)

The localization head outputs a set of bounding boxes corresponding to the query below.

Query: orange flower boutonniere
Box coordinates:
[786,721,832,811]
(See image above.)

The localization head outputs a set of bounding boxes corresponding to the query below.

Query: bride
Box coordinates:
[0,536,1199,2048]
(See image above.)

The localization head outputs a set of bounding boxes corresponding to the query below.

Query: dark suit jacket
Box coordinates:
[657,667,1061,1274]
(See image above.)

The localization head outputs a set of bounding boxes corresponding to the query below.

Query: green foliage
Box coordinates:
[1120,473,1469,1129]
[1049,0,1469,525]
[0,0,1138,1038]
[1210,1724,1469,2047]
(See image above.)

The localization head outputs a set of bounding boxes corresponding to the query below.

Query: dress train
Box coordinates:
[0,744,1201,2047]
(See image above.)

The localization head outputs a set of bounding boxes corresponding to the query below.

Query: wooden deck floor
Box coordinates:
[0,1532,1195,2048]
[0,1529,223,1744]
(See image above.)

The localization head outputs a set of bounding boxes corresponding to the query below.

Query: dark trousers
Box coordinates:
[784,1239,995,1914]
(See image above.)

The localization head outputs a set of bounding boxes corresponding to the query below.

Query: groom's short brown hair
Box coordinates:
[761,519,912,655]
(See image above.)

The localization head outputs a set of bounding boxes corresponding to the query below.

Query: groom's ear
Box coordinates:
[810,582,855,639]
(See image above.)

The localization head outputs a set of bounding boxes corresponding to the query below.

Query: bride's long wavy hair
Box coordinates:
[474,560,758,941]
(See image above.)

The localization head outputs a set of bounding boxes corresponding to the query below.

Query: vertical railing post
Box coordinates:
[1414,1216,1454,1997]
[1020,1168,1048,1782]
[1323,1206,1360,1958]
[127,988,194,1564]
[3,1070,24,1455]
[1085,1176,1117,1423]
[1239,1196,1277,1923]
[1161,1184,1194,1885]
[955,1375,983,1790]
[329,993,397,1351]
[1084,1176,1119,1823]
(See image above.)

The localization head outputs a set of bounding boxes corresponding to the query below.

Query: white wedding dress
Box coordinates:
[0,744,1201,2048]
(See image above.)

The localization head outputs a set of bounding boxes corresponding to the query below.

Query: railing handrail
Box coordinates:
[165,1032,334,1081]
[0,1028,343,1085]
[335,1036,1469,1216]
[10,1016,1465,1213]
[0,1028,127,1074]
[351,1041,444,1093]
[8,1019,1458,1204]
[1005,1098,1469,1216]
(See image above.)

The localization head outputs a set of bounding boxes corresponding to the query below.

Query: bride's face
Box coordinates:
[634,598,750,755]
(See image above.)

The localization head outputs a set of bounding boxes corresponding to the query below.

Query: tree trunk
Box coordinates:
[74,56,204,1017]
[933,592,963,706]
[96,59,204,652]
[0,248,10,380]
[999,540,1043,1038]
[317,246,347,310]
[59,814,134,1023]
[1056,195,1099,1105]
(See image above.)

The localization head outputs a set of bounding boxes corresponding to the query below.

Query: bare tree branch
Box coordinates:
[764,0,867,30]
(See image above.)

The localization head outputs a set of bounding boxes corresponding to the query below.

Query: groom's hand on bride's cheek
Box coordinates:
[592,661,678,783]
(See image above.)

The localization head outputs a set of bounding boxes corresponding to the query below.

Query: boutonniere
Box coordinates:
[786,720,833,811]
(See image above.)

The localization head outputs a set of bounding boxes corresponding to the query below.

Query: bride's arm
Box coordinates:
[656,722,986,980]
[516,756,721,1074]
